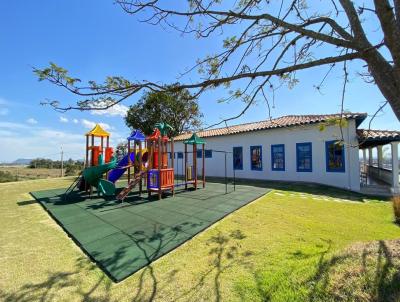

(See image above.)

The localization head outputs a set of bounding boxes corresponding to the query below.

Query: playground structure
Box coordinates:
[66,122,207,201]
[146,125,175,199]
[79,124,117,197]
[183,133,206,190]
[112,129,149,201]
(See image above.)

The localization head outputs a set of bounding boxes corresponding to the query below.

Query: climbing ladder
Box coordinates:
[116,172,144,202]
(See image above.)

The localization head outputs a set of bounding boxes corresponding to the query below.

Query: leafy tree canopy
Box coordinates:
[125,87,202,137]
[34,0,400,125]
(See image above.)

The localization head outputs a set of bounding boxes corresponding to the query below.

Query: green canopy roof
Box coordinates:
[183,133,206,145]
[155,122,174,136]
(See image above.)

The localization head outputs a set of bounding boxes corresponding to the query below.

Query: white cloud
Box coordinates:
[0,117,124,162]
[0,121,30,130]
[0,125,84,162]
[73,118,79,124]
[0,97,9,116]
[81,119,112,130]
[59,116,69,123]
[91,103,129,117]
[26,118,38,124]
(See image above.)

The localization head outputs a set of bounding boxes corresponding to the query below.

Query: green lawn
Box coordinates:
[0,178,399,301]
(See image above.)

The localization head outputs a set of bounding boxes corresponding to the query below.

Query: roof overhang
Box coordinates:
[357,129,400,149]
[174,112,368,141]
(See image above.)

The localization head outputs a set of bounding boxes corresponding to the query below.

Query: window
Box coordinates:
[197,149,212,158]
[233,147,243,170]
[296,142,312,172]
[271,144,285,171]
[326,140,345,172]
[250,146,262,171]
[177,152,183,159]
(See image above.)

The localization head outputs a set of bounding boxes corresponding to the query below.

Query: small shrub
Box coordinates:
[393,195,400,224]
[0,171,17,183]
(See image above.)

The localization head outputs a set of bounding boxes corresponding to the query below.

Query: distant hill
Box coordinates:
[12,159,32,165]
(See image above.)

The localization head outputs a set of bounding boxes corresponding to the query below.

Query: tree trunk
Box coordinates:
[364,50,400,120]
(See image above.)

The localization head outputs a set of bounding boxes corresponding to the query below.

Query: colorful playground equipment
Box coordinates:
[146,126,175,199]
[183,133,206,190]
[81,124,118,196]
[65,122,207,201]
[111,129,149,201]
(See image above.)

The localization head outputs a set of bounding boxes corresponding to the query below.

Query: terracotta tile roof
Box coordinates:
[174,113,367,141]
[357,129,400,142]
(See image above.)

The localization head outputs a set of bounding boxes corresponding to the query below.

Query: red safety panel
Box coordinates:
[91,146,101,166]
[105,147,113,163]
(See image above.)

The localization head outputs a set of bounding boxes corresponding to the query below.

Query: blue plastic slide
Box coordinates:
[107,152,135,183]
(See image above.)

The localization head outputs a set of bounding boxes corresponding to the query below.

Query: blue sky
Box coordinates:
[0,1,398,162]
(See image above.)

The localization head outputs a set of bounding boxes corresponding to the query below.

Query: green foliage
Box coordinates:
[125,87,202,136]
[65,165,81,176]
[0,171,17,183]
[29,158,83,173]
[318,117,349,132]
[34,62,81,86]
[115,142,128,161]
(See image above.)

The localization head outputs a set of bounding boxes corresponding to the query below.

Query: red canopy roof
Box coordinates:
[147,129,169,142]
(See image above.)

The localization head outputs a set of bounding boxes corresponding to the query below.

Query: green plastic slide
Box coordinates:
[82,156,118,196]
[98,179,116,196]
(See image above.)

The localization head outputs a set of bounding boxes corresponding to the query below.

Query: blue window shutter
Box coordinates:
[296,142,312,172]
[250,145,263,171]
[271,144,285,171]
[325,140,345,172]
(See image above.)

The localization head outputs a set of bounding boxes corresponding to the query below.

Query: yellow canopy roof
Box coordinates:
[85,124,110,137]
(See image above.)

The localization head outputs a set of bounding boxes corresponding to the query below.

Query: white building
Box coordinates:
[172,113,400,195]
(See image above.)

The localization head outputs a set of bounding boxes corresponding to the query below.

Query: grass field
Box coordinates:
[0,178,399,301]
[0,166,68,181]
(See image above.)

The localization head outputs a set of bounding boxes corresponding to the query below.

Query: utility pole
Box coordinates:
[60,147,64,177]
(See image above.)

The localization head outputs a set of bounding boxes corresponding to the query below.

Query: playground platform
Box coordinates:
[30,182,269,282]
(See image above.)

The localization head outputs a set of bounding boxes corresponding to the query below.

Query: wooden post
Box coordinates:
[194,144,197,190]
[171,138,175,169]
[133,140,137,175]
[91,135,95,166]
[106,136,109,148]
[147,140,152,199]
[158,136,162,200]
[85,135,89,168]
[162,142,168,168]
[100,136,104,179]
[184,143,188,190]
[202,143,205,188]
[128,140,131,183]
[171,138,175,196]
[139,141,143,195]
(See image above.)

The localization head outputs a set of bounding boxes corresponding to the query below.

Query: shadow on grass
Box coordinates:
[174,229,254,302]
[17,200,37,206]
[238,239,400,302]
[306,239,400,301]
[0,255,114,302]
[0,227,254,302]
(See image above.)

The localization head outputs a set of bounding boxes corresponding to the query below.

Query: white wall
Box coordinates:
[172,120,361,191]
